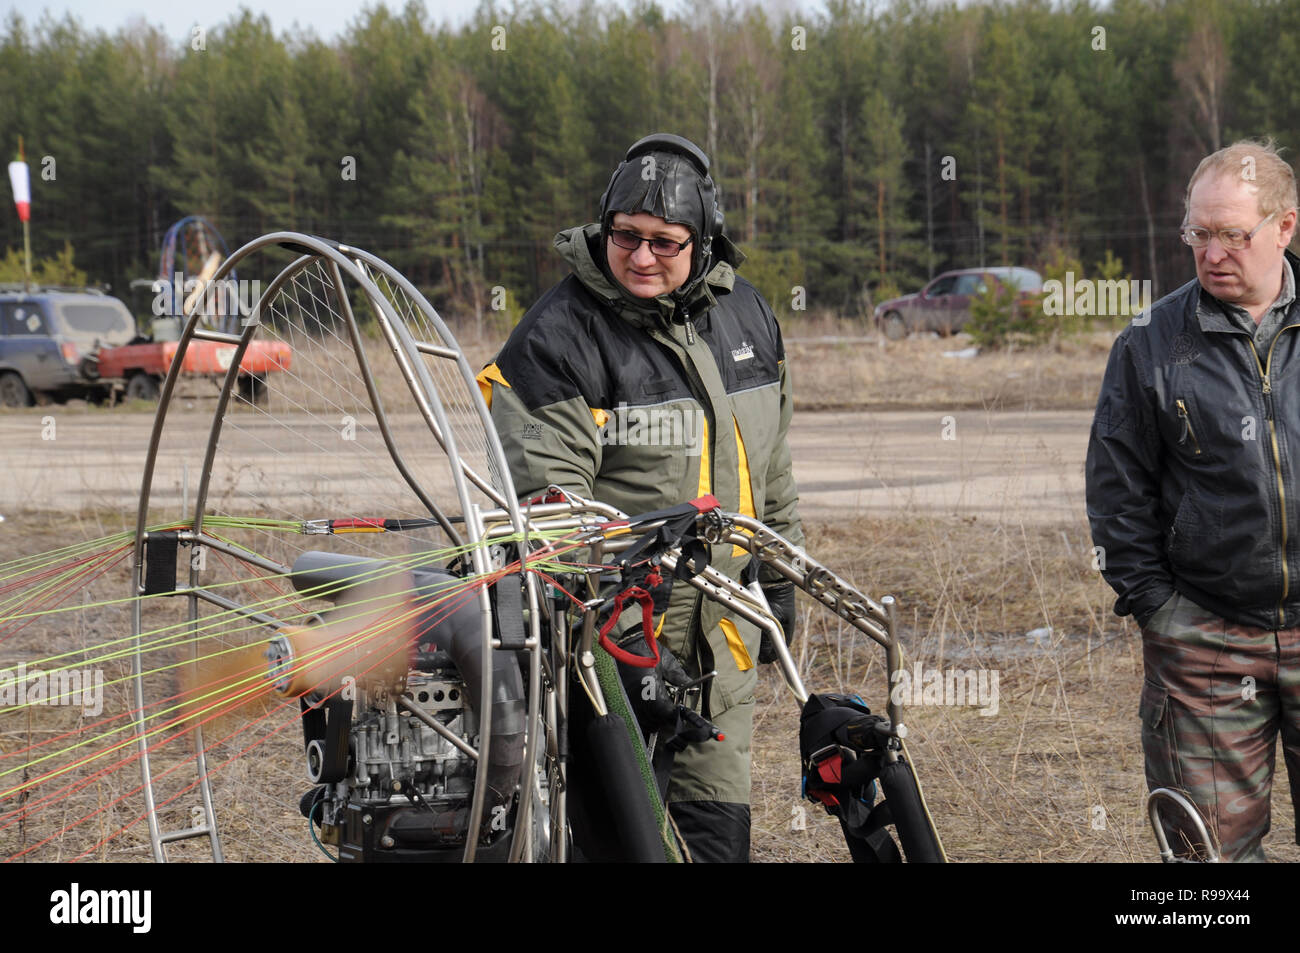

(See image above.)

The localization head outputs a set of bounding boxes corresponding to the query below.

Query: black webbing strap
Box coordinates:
[142,531,179,595]
[493,572,527,650]
[838,797,903,863]
[616,497,718,581]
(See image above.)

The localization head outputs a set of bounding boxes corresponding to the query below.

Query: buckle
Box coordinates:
[808,743,856,786]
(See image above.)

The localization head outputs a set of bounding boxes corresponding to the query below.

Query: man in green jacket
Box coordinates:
[479,133,803,861]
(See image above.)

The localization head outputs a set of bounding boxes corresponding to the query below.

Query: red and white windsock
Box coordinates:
[8,158,30,223]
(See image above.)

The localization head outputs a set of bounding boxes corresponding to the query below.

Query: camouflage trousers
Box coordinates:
[1140,591,1300,862]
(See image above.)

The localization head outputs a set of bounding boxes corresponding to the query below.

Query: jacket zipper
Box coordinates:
[661,305,712,663]
[660,303,712,494]
[1175,400,1203,455]
[1250,329,1300,626]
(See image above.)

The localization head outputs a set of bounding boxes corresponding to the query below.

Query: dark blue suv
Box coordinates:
[0,286,136,406]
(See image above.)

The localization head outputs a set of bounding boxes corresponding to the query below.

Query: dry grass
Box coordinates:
[751,513,1300,864]
[0,321,1285,863]
[783,325,1116,413]
[5,509,1297,863]
[2,289,1206,863]
[450,316,1118,414]
[0,513,365,864]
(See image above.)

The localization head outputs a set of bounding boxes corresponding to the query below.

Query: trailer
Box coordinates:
[95,337,292,404]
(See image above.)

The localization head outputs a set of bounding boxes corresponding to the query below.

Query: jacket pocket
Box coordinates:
[598,400,693,500]
[1137,590,1179,632]
[1175,398,1203,456]
[1166,482,1223,567]
[1139,680,1183,790]
[708,616,760,715]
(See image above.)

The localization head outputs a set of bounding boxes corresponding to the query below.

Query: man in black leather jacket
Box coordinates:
[1087,140,1300,861]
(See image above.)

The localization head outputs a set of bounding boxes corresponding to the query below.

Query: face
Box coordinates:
[606,211,694,299]
[1186,172,1297,316]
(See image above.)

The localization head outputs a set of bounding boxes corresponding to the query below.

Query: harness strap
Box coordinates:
[598,586,660,668]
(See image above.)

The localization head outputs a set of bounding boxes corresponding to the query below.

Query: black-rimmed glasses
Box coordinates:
[609,229,693,258]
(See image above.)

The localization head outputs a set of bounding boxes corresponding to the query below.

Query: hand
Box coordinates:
[758,581,796,664]
[662,705,724,752]
[614,631,692,731]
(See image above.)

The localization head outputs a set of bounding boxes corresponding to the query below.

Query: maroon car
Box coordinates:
[874,267,1043,340]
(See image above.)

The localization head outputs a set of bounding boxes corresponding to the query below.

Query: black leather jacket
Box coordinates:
[1087,250,1300,630]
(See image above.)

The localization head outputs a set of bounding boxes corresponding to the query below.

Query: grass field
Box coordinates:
[462,320,1120,414]
[3,507,1294,864]
[752,513,1299,863]
[2,328,1295,863]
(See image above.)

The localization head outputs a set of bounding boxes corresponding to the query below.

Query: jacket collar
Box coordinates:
[553,223,744,331]
[1195,248,1300,335]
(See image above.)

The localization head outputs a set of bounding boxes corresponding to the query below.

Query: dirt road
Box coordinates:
[788,408,1088,522]
[0,405,1091,524]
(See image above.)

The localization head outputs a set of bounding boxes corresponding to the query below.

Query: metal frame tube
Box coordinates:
[125,233,922,864]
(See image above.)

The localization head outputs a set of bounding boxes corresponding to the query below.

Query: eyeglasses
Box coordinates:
[609,228,693,258]
[1180,211,1277,250]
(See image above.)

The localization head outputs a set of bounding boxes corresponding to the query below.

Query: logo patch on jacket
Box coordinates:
[731,341,755,362]
[1169,332,1200,365]
[521,422,545,440]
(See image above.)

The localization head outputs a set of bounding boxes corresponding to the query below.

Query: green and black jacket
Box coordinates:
[479,223,803,674]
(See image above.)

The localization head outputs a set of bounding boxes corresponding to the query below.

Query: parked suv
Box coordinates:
[874,267,1043,340]
[0,286,136,406]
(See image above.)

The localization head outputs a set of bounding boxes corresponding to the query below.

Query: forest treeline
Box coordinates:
[1,0,1296,324]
